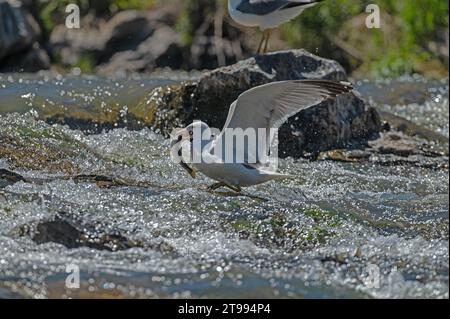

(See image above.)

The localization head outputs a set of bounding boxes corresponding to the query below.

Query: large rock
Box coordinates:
[96,25,184,75]
[49,2,251,74]
[0,0,38,59]
[49,7,183,72]
[0,0,49,71]
[12,212,176,254]
[141,49,382,157]
[0,42,50,72]
[31,213,144,252]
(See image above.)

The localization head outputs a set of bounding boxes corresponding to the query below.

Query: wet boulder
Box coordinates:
[319,131,449,169]
[142,49,383,157]
[31,213,144,252]
[11,212,177,255]
[379,111,449,146]
[0,113,100,174]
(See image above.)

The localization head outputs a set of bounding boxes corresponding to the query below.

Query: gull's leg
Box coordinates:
[263,29,273,53]
[207,182,226,191]
[207,182,241,193]
[256,31,266,55]
[224,184,242,193]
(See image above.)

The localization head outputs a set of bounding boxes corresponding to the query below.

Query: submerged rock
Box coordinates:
[0,169,25,188]
[142,49,382,157]
[0,113,112,174]
[0,123,79,174]
[379,111,449,146]
[9,212,177,254]
[30,213,144,252]
[319,131,449,169]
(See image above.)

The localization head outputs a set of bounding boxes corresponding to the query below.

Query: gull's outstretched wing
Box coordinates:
[211,80,353,164]
[236,0,322,16]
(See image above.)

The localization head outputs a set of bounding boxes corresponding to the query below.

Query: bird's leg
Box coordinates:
[224,184,242,193]
[257,31,267,55]
[207,182,241,193]
[207,182,227,191]
[263,29,273,53]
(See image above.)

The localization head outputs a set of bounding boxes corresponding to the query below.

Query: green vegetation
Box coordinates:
[283,0,449,77]
[74,53,96,73]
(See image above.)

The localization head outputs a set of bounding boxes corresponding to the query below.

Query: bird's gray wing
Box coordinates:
[237,0,321,15]
[212,80,353,164]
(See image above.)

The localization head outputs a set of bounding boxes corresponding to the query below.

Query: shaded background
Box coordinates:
[0,0,449,77]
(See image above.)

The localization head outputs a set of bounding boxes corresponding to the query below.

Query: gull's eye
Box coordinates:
[189,131,193,136]
[177,135,182,142]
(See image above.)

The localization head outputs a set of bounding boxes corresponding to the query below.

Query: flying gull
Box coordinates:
[228,0,323,54]
[170,80,353,192]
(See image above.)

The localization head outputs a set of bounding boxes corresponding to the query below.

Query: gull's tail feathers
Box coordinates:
[260,170,296,181]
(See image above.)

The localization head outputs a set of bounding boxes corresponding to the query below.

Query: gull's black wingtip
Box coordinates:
[339,81,354,91]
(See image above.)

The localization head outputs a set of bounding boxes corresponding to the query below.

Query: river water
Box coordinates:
[0,73,448,299]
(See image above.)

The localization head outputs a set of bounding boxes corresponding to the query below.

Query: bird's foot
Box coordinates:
[206,182,241,193]
[207,182,227,192]
[226,185,242,193]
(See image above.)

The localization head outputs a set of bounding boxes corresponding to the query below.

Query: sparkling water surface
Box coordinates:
[0,73,448,299]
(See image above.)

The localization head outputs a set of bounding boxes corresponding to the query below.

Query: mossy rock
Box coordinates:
[0,115,98,174]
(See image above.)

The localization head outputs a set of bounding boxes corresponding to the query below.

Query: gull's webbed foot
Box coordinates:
[207,182,242,193]
[226,185,242,193]
[207,182,227,191]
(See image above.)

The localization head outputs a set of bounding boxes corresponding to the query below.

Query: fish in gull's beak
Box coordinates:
[180,160,196,179]
[170,128,196,179]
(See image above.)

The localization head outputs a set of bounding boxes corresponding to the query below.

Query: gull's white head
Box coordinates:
[170,121,210,143]
[170,121,212,179]
[184,121,210,137]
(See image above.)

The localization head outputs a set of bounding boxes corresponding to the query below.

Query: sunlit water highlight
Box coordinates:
[0,73,448,299]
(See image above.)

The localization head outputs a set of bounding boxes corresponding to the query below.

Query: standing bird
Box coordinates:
[170,80,353,192]
[228,0,323,54]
